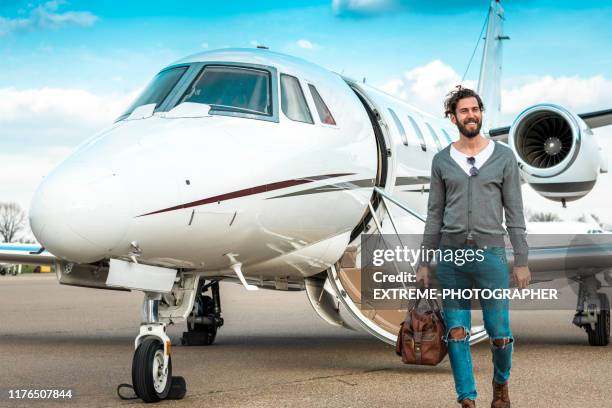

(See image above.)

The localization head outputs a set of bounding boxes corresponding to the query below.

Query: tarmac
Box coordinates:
[1,274,611,408]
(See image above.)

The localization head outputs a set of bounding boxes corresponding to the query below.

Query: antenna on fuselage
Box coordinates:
[256,45,269,50]
[477,0,510,133]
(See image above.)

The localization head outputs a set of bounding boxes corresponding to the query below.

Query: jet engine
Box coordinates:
[508,104,607,203]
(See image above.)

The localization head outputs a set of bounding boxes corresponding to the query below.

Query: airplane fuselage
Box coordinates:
[29,48,458,280]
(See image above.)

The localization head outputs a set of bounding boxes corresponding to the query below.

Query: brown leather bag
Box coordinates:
[396,298,447,365]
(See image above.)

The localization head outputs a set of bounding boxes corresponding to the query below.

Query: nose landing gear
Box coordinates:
[128,292,187,403]
[124,278,223,401]
[132,336,172,402]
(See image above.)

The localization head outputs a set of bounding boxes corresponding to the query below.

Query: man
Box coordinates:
[416,86,531,408]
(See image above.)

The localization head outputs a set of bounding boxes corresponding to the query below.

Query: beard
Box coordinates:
[455,118,482,138]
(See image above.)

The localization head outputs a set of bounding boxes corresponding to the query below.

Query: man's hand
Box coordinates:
[513,265,531,289]
[416,265,430,288]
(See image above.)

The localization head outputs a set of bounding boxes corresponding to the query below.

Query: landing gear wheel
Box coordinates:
[586,294,610,346]
[132,338,172,402]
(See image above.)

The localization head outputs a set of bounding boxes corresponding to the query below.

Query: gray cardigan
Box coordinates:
[421,141,529,266]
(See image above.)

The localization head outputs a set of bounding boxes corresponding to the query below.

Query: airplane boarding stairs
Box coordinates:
[320,188,490,345]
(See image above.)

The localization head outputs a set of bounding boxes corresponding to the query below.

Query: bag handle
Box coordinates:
[411,294,441,313]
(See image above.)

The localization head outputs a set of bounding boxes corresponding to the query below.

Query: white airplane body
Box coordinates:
[30,50,379,274]
[3,1,612,402]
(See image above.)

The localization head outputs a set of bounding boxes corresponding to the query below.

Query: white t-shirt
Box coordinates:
[450,139,495,176]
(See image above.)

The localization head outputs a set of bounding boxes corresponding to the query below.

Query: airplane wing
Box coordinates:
[0,243,57,265]
[489,108,612,142]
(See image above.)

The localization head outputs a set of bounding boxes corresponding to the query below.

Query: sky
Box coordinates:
[1,0,612,239]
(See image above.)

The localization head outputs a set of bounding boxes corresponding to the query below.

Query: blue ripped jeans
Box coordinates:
[436,245,514,403]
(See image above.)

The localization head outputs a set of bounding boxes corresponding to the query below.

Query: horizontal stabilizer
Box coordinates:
[580,108,612,129]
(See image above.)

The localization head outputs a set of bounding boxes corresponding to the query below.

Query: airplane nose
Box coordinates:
[29,161,132,263]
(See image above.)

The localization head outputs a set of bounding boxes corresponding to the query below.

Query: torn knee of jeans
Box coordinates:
[445,326,470,342]
[490,336,514,349]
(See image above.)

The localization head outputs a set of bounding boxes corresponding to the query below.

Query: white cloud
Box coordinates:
[0,1,98,36]
[0,86,136,129]
[332,0,398,15]
[0,86,138,153]
[200,42,209,49]
[377,59,476,117]
[377,60,612,121]
[331,0,489,16]
[297,39,314,49]
[501,75,612,116]
[250,40,259,47]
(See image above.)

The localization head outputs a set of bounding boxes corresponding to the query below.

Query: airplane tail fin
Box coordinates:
[477,0,509,133]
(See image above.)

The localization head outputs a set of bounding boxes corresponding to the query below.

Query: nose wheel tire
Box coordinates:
[586,293,610,346]
[132,338,173,403]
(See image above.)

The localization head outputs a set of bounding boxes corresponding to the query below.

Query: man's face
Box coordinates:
[450,97,483,138]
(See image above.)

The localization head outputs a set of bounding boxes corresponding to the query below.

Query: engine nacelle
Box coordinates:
[508,104,605,202]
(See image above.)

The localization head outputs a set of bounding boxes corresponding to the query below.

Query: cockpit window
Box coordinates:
[179,65,272,116]
[280,74,313,124]
[118,66,188,120]
[308,84,336,125]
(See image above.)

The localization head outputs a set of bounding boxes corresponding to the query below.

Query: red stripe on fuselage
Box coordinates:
[136,173,355,217]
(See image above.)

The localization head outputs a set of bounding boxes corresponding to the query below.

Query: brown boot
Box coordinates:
[460,399,476,408]
[491,380,510,408]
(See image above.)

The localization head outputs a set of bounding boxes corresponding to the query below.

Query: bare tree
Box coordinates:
[0,202,26,243]
[528,211,562,222]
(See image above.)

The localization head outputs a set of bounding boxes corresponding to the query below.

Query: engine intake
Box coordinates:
[514,110,573,168]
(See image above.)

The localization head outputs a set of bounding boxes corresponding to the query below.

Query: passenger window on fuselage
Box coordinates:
[180,65,272,116]
[308,84,336,125]
[119,66,188,120]
[388,108,408,146]
[280,74,313,124]
[407,115,427,151]
[426,122,443,151]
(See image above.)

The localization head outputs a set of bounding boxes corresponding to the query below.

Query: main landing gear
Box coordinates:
[182,280,224,346]
[573,275,610,346]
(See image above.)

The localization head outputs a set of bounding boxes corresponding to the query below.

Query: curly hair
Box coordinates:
[444,86,485,118]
